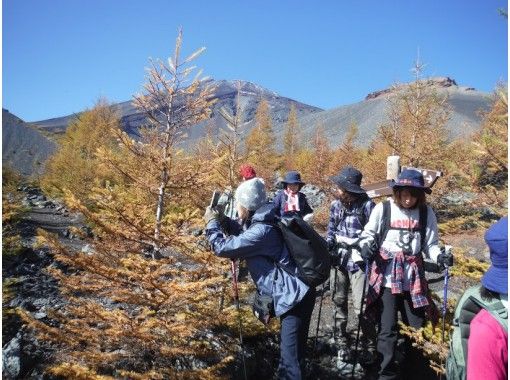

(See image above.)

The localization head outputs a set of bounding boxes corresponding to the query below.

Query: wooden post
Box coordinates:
[387,155,400,180]
[364,157,442,199]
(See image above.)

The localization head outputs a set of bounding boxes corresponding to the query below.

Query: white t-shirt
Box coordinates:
[360,198,442,290]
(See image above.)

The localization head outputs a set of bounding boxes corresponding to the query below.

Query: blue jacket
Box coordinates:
[272,190,313,219]
[206,203,310,317]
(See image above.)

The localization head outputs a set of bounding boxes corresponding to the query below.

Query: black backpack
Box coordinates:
[275,216,331,288]
[378,201,441,272]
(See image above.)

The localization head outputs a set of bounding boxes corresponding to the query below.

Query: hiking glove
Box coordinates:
[327,240,338,264]
[330,253,340,267]
[361,240,377,262]
[437,251,454,269]
[203,206,220,225]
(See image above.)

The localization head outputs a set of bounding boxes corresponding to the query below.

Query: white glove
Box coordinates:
[335,235,359,247]
[351,248,363,264]
[303,213,314,223]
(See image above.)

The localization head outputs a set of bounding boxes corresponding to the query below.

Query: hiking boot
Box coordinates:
[358,349,378,366]
[327,335,349,358]
[332,318,348,340]
[336,359,363,376]
[339,318,348,333]
[327,336,337,346]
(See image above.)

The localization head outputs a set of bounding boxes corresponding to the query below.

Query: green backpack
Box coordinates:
[446,284,508,379]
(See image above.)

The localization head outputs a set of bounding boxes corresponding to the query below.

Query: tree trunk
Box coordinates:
[153,117,173,257]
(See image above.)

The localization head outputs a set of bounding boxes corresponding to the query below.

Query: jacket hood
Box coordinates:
[251,203,276,224]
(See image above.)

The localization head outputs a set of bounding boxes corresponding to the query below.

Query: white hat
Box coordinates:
[235,178,267,211]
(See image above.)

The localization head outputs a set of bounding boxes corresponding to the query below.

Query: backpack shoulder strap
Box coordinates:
[358,197,371,226]
[454,285,485,363]
[473,294,508,332]
[378,201,427,250]
[379,200,391,246]
[419,204,428,250]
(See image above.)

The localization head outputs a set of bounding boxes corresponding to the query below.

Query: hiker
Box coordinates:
[239,163,257,181]
[214,163,256,219]
[272,170,314,222]
[466,216,508,380]
[359,168,454,380]
[326,166,377,363]
[213,164,257,221]
[204,177,316,379]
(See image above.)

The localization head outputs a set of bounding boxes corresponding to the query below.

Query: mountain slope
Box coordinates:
[32,79,323,142]
[15,79,322,176]
[2,109,57,176]
[273,77,492,147]
[8,77,493,176]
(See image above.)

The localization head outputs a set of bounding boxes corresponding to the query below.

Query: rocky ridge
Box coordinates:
[364,76,475,100]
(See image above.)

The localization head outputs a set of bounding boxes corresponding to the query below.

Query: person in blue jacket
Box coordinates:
[204,177,316,379]
[272,171,314,222]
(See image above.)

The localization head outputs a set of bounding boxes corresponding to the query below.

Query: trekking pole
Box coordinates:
[313,282,325,356]
[442,265,449,342]
[351,260,369,379]
[439,264,450,380]
[333,268,338,342]
[231,259,248,380]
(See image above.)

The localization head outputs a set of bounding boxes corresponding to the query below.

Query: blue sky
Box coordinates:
[3,0,508,122]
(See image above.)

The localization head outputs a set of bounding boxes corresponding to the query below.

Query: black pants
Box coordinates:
[377,288,425,380]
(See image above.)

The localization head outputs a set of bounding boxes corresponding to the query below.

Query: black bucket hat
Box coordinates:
[282,171,305,186]
[391,168,432,194]
[330,166,366,194]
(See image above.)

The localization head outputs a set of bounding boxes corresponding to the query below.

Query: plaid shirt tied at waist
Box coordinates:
[365,249,439,324]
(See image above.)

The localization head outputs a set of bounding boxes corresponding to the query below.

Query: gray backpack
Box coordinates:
[446,284,508,379]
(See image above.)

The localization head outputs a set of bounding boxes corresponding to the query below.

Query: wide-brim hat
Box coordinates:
[482,266,508,295]
[330,166,366,194]
[482,216,508,294]
[282,171,305,186]
[391,168,432,194]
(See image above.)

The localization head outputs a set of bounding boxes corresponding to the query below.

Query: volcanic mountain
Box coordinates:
[3,77,492,176]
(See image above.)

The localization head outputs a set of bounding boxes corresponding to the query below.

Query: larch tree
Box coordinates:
[359,137,394,184]
[131,29,216,253]
[452,85,508,211]
[330,123,362,176]
[244,99,277,183]
[22,30,264,380]
[283,104,301,165]
[210,81,249,190]
[377,60,451,169]
[40,99,121,206]
[298,124,331,188]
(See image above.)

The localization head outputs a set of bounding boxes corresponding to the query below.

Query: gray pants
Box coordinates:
[330,267,376,348]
